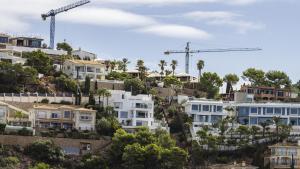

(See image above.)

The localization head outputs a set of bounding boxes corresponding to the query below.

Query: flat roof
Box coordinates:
[65,59,104,66]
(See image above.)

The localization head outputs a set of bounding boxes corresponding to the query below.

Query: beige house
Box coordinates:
[63,59,106,81]
[208,162,258,169]
[33,104,96,131]
[0,101,34,127]
[265,142,300,169]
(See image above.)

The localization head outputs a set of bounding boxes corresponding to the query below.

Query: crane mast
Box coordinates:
[165,42,262,74]
[41,0,91,49]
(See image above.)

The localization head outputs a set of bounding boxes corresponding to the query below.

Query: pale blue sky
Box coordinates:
[1,0,300,86]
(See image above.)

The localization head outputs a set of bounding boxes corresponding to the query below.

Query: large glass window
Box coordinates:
[282,108,286,115]
[290,118,298,126]
[120,111,128,118]
[258,117,273,124]
[203,105,210,112]
[251,107,258,114]
[0,37,8,43]
[291,108,298,115]
[211,115,222,123]
[192,104,199,111]
[250,117,258,125]
[238,107,250,116]
[216,106,222,112]
[136,103,148,109]
[136,111,148,118]
[274,108,281,115]
[266,108,273,114]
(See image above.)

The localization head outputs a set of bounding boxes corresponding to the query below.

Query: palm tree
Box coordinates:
[197,60,204,83]
[259,121,270,138]
[104,90,112,107]
[273,116,281,141]
[158,60,167,81]
[170,60,178,76]
[122,58,130,72]
[104,60,110,72]
[96,88,107,107]
[110,60,117,71]
[136,60,147,81]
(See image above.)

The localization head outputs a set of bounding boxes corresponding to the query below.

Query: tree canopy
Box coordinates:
[109,128,188,169]
[56,42,73,55]
[198,72,223,99]
[24,50,54,75]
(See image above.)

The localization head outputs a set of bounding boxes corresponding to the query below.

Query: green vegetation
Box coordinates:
[124,78,145,95]
[198,72,223,99]
[106,71,132,81]
[25,140,64,164]
[24,50,54,75]
[109,128,188,169]
[56,42,73,55]
[0,62,38,92]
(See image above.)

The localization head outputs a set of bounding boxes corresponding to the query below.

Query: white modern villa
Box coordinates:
[103,90,168,132]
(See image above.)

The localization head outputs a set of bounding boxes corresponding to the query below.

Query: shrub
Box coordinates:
[29,162,50,169]
[0,123,6,134]
[18,127,33,136]
[25,140,64,164]
[40,99,49,104]
[0,156,20,169]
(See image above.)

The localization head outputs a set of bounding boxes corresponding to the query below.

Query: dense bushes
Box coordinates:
[24,140,64,164]
[109,128,188,169]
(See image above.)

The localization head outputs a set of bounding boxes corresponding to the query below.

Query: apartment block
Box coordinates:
[184,97,300,139]
[63,59,106,81]
[103,90,167,131]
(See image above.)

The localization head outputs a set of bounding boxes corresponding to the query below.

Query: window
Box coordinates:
[291,108,298,115]
[192,104,199,111]
[203,105,210,112]
[250,107,258,114]
[238,107,250,116]
[0,108,5,117]
[114,102,123,109]
[216,106,222,112]
[274,108,281,115]
[120,111,128,118]
[64,111,71,118]
[136,120,148,126]
[213,105,217,112]
[266,108,273,114]
[136,111,148,118]
[80,114,92,121]
[51,113,58,119]
[211,115,222,124]
[136,103,148,109]
[290,118,298,126]
[250,117,258,125]
[282,108,286,115]
[277,91,284,97]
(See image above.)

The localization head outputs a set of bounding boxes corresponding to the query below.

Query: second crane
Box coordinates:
[165,42,262,74]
